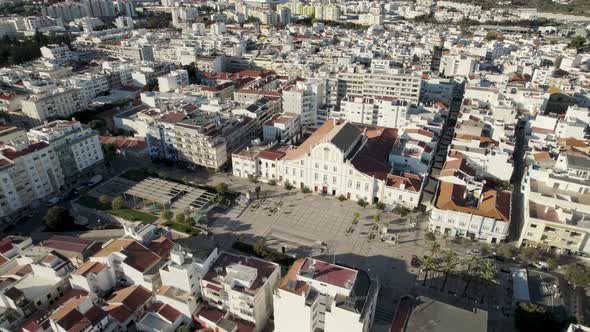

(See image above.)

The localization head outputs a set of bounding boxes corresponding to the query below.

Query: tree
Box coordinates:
[253,239,266,256]
[353,212,360,220]
[88,119,106,132]
[477,258,498,303]
[99,195,110,205]
[569,35,587,49]
[421,256,437,286]
[254,185,261,198]
[520,246,542,262]
[102,143,117,161]
[497,243,518,258]
[44,207,73,231]
[161,210,173,221]
[268,179,277,186]
[175,212,185,224]
[375,202,385,210]
[515,302,561,332]
[440,250,459,291]
[158,171,167,179]
[425,232,436,242]
[284,182,294,190]
[461,255,479,297]
[357,199,368,208]
[111,196,124,210]
[373,214,380,223]
[565,263,590,288]
[215,182,229,195]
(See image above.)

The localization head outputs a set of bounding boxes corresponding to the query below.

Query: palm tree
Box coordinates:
[477,258,498,304]
[428,241,441,258]
[422,256,437,286]
[461,255,479,297]
[439,250,459,291]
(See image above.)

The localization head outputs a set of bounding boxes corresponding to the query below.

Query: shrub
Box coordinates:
[268,179,277,186]
[425,232,436,242]
[301,186,311,193]
[338,194,347,201]
[111,196,124,210]
[175,213,186,224]
[373,214,380,223]
[284,182,294,190]
[375,202,386,210]
[357,199,368,208]
[99,195,110,205]
[161,210,173,221]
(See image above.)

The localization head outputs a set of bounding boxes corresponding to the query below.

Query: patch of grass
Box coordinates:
[232,241,296,268]
[120,169,151,182]
[163,222,200,236]
[78,196,158,224]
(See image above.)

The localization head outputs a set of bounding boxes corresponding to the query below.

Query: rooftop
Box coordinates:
[299,258,358,290]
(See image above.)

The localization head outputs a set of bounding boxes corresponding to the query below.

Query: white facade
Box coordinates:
[158,70,190,93]
[440,55,477,77]
[337,95,410,129]
[21,88,86,124]
[282,80,325,129]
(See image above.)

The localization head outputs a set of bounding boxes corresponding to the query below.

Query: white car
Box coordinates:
[46,197,61,207]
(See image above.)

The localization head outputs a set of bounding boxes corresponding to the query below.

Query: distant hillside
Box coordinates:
[441,0,590,16]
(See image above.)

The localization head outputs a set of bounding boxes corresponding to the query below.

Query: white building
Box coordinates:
[158,70,190,93]
[40,44,77,66]
[429,178,511,244]
[337,95,410,129]
[274,257,379,332]
[160,236,218,298]
[518,165,590,255]
[28,120,104,180]
[66,73,110,103]
[263,113,301,143]
[70,261,116,296]
[282,80,325,129]
[440,55,478,77]
[198,252,281,331]
[20,88,85,125]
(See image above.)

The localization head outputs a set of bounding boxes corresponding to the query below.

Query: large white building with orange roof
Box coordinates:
[233,119,425,208]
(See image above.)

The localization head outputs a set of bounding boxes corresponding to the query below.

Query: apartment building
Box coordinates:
[40,44,77,66]
[263,113,301,144]
[439,55,478,77]
[160,236,218,298]
[70,261,116,296]
[0,140,64,221]
[174,120,229,171]
[274,257,379,332]
[66,73,111,103]
[49,296,111,332]
[90,237,174,291]
[336,68,422,106]
[28,120,104,182]
[337,95,410,129]
[429,171,511,243]
[282,80,325,128]
[198,252,281,331]
[21,88,85,125]
[518,166,590,255]
[158,69,190,93]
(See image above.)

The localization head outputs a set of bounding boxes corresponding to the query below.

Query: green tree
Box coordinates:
[102,144,117,161]
[439,250,459,291]
[569,36,587,49]
[461,255,480,297]
[215,182,229,195]
[253,239,266,256]
[44,207,73,231]
[477,258,499,303]
[565,263,590,288]
[161,209,173,221]
[99,195,110,205]
[111,196,124,210]
[357,199,368,208]
[421,256,437,286]
[175,212,186,224]
[375,202,385,210]
[425,231,436,242]
[158,171,167,179]
[353,212,360,220]
[520,246,542,262]
[254,185,261,198]
[514,302,561,332]
[373,214,380,223]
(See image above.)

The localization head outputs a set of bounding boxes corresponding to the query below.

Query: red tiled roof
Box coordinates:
[299,258,357,289]
[108,285,152,312]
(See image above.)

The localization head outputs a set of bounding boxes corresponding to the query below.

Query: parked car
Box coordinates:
[46,197,61,207]
[531,261,549,270]
[466,249,482,256]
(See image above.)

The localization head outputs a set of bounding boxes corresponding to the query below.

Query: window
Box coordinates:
[315,162,319,168]
[365,183,369,191]
[323,175,327,182]
[332,177,336,184]
[356,182,360,189]
[314,173,318,180]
